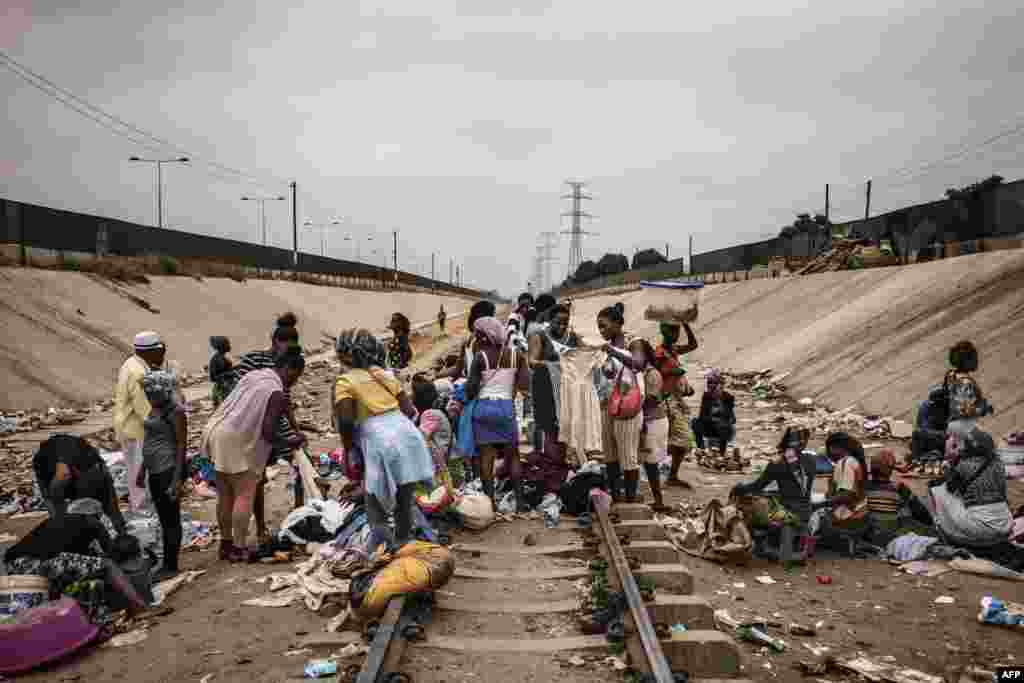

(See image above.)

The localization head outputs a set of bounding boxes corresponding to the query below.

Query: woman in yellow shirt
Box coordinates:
[333,329,434,547]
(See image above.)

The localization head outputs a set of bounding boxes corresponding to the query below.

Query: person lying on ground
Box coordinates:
[929,421,1011,549]
[32,434,127,536]
[136,369,187,582]
[691,368,736,458]
[203,346,307,563]
[655,321,698,490]
[731,427,817,563]
[334,328,433,548]
[5,474,150,616]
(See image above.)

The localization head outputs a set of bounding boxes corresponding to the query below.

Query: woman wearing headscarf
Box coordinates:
[654,321,698,489]
[465,316,530,509]
[227,313,308,532]
[437,300,496,381]
[386,313,414,371]
[203,348,307,562]
[691,369,736,459]
[929,422,1011,548]
[731,427,817,563]
[596,302,647,503]
[334,329,433,546]
[636,340,671,512]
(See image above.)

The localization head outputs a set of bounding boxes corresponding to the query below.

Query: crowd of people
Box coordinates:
[5,298,1019,633]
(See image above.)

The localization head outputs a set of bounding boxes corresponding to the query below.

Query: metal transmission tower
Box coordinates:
[530,245,544,296]
[536,231,559,292]
[560,181,595,279]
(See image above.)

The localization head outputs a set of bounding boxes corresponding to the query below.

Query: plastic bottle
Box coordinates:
[304,659,338,678]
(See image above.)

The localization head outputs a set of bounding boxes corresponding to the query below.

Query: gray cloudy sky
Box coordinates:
[2,0,1023,295]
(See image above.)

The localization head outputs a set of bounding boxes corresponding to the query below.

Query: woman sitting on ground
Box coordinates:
[691,369,736,458]
[202,347,307,562]
[944,340,993,426]
[5,468,150,615]
[334,329,434,547]
[929,422,1011,548]
[731,427,817,563]
[814,431,869,536]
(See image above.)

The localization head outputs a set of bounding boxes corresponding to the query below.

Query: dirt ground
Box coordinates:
[0,266,473,410]
[3,266,1024,682]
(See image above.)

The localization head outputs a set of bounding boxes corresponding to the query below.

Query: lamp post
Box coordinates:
[129,156,189,229]
[242,195,287,246]
[344,233,374,263]
[303,218,342,258]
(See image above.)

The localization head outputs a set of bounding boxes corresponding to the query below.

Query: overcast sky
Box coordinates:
[2,0,1022,295]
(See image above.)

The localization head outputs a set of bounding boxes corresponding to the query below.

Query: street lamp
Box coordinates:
[129,156,189,229]
[242,195,287,246]
[303,218,342,258]
[344,234,374,263]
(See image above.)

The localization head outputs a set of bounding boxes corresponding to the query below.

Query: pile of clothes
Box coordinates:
[1000,432,1024,481]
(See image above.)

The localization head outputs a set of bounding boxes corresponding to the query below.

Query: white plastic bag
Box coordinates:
[455,494,495,530]
[540,493,562,529]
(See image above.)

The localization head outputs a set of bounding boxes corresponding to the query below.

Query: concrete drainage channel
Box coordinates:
[328,496,749,683]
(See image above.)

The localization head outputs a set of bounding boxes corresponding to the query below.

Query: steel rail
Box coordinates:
[590,490,675,683]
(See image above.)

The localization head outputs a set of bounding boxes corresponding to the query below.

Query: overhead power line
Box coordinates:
[0,50,289,191]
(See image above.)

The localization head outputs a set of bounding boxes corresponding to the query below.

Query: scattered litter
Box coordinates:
[737,625,786,652]
[152,569,206,606]
[733,582,747,589]
[838,656,942,683]
[755,575,776,585]
[934,596,955,605]
[670,624,688,639]
[285,648,313,657]
[798,398,814,406]
[950,558,1024,582]
[568,655,586,667]
[603,656,627,671]
[243,586,302,608]
[304,659,338,678]
[816,575,832,585]
[200,675,214,683]
[104,628,149,647]
[802,642,831,658]
[331,643,368,659]
[787,622,816,636]
[899,560,952,578]
[978,596,1024,627]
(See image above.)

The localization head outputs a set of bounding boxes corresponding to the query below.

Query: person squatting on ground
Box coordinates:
[208,335,234,407]
[654,321,698,489]
[136,369,187,582]
[691,368,736,457]
[412,378,454,490]
[943,340,993,427]
[636,340,671,513]
[334,329,434,547]
[6,470,150,615]
[596,302,647,504]
[731,427,817,564]
[228,313,308,533]
[464,316,530,510]
[113,330,175,512]
[33,434,128,536]
[203,347,307,562]
[813,431,869,542]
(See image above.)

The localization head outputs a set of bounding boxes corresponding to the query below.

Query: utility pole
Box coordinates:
[456,265,461,288]
[560,180,596,278]
[392,230,398,286]
[688,235,693,276]
[825,183,831,223]
[128,156,189,229]
[665,242,669,260]
[431,252,436,290]
[449,258,454,285]
[290,181,298,266]
[538,231,558,292]
[864,179,872,220]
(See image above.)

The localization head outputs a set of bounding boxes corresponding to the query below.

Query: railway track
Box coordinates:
[309,487,751,683]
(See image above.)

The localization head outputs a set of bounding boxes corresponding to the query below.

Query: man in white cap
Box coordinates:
[113,331,169,511]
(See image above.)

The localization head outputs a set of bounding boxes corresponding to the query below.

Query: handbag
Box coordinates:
[608,366,642,420]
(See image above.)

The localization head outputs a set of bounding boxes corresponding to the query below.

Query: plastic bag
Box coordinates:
[539,493,562,529]
[416,485,454,515]
[353,541,454,619]
[454,494,495,530]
